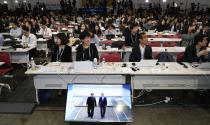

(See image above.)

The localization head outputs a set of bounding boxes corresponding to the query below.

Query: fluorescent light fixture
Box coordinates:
[23,0,27,3]
[15,0,18,3]
[3,1,8,4]
[163,0,167,3]
[145,0,149,3]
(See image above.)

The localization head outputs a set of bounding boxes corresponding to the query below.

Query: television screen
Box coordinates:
[65,84,133,123]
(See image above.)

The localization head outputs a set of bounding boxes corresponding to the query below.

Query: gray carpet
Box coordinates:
[0,102,36,114]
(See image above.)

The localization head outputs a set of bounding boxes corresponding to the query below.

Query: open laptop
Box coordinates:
[138,59,158,67]
[197,62,210,69]
[73,61,93,73]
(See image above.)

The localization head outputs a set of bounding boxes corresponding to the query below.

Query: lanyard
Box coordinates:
[57,48,64,62]
[131,33,137,44]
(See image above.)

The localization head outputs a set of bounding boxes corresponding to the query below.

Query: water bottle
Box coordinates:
[93,58,98,69]
[31,58,36,70]
[101,58,105,67]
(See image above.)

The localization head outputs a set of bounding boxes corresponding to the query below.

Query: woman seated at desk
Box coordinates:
[183,34,209,63]
[104,23,116,36]
[51,33,72,62]
[129,32,153,62]
[76,31,99,61]
[74,23,88,38]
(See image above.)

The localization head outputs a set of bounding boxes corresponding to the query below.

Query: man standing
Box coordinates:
[86,93,97,118]
[99,93,107,118]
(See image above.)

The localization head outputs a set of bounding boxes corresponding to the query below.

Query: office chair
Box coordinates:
[0,52,13,96]
[100,53,121,62]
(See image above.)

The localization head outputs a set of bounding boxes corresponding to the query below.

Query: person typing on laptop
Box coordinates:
[183,34,209,63]
[129,32,153,62]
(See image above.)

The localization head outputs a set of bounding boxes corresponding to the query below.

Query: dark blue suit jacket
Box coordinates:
[99,97,107,107]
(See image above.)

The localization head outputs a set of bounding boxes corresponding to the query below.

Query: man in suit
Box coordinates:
[86,93,97,118]
[99,93,107,118]
[184,34,208,63]
[124,23,140,47]
[129,32,153,62]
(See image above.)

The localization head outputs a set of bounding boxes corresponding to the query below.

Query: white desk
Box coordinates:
[146,32,178,36]
[25,62,127,103]
[0,46,34,63]
[25,62,210,103]
[1,32,10,36]
[131,62,210,90]
[148,38,182,42]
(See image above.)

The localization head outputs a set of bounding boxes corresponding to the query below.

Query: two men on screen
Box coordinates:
[86,93,107,119]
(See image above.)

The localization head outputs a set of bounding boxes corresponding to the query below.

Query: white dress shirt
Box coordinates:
[140,44,145,60]
[10,27,22,37]
[39,27,52,39]
[21,33,37,48]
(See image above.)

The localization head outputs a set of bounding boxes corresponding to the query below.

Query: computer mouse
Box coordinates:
[131,67,137,71]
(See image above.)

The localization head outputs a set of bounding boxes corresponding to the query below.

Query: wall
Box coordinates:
[0,0,210,10]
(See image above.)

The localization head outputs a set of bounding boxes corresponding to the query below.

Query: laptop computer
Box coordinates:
[138,59,158,67]
[197,62,210,69]
[73,61,93,73]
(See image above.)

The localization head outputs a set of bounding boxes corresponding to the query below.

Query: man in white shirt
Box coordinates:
[9,22,22,38]
[39,21,52,39]
[22,26,37,48]
[22,25,37,59]
[129,32,153,62]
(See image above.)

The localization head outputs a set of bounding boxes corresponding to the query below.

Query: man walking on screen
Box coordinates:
[86,93,97,118]
[99,93,107,118]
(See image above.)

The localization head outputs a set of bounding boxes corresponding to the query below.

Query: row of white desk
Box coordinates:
[0,45,187,63]
[0,46,34,64]
[2,44,210,64]
[25,62,210,103]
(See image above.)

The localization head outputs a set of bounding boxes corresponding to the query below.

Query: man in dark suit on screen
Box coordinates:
[86,93,97,118]
[99,93,107,118]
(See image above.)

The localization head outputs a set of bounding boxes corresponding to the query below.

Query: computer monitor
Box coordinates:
[65,84,133,123]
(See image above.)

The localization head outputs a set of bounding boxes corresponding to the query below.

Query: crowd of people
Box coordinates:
[0,1,210,64]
